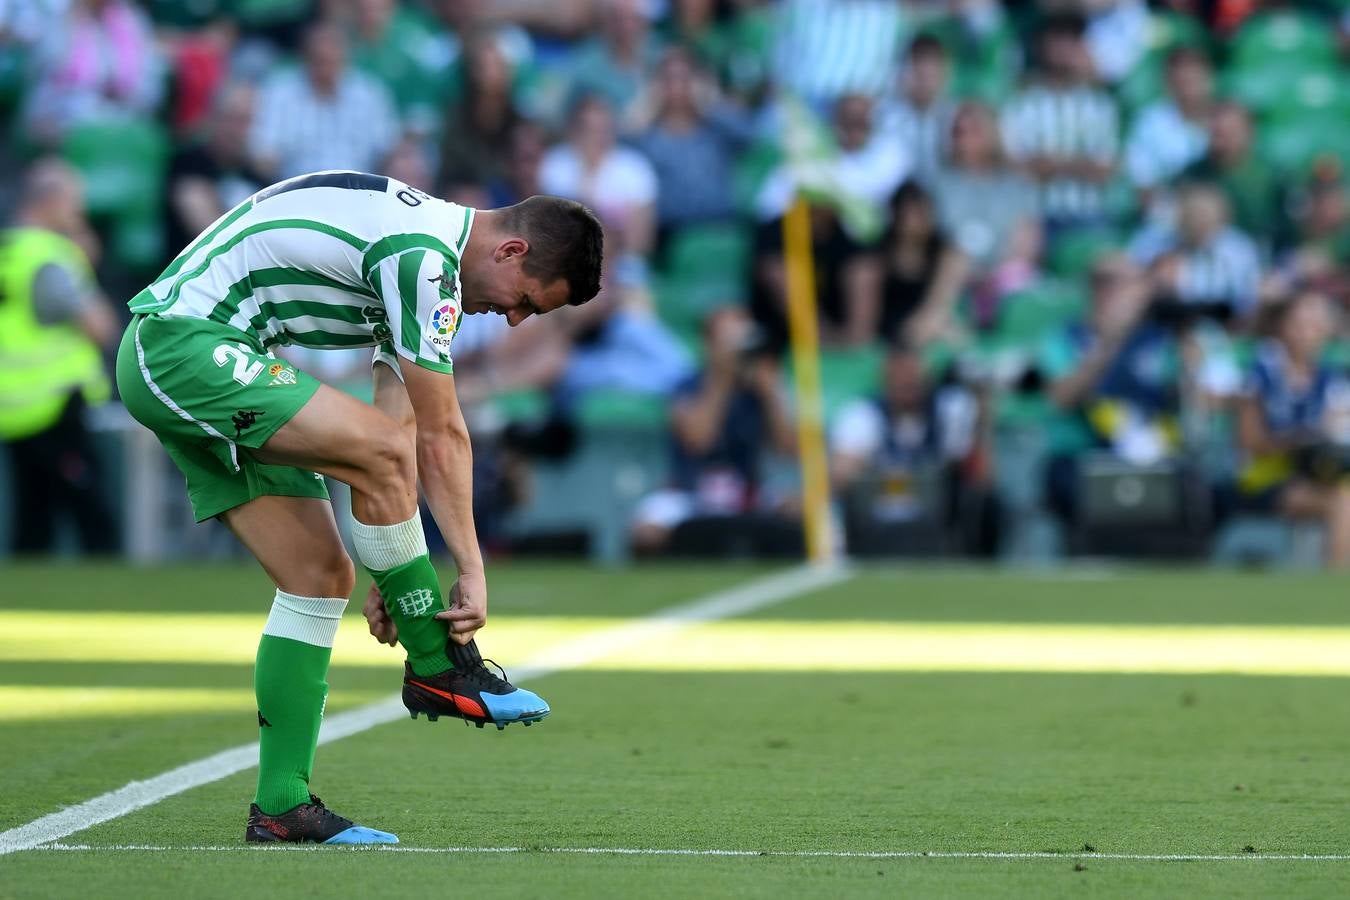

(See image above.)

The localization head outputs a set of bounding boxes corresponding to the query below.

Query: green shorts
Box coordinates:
[115,314,329,522]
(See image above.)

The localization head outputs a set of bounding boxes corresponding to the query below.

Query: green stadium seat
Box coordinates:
[61,120,169,219]
[661,222,751,288]
[577,389,669,431]
[1231,10,1338,70]
[490,389,549,422]
[1219,60,1335,118]
[1048,228,1120,279]
[1258,115,1350,177]
[995,280,1087,347]
[787,345,883,420]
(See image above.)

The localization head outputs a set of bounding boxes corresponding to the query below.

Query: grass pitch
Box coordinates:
[2,562,1350,898]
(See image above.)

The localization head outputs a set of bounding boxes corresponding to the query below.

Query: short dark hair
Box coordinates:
[907,33,946,60]
[506,195,604,306]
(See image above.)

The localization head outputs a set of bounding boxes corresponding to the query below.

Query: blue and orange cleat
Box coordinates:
[245,794,398,845]
[403,639,549,730]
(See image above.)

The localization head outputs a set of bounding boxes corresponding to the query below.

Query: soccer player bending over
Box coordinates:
[114,172,603,844]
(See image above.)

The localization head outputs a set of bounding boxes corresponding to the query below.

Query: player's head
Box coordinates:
[462,195,604,326]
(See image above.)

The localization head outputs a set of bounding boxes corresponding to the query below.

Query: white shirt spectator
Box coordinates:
[538,144,658,230]
[1124,101,1208,189]
[755,136,910,225]
[1001,84,1119,222]
[249,67,400,180]
[1129,223,1263,314]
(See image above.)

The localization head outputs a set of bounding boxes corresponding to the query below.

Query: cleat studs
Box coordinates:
[427,714,439,722]
[409,711,418,720]
[496,723,506,731]
[475,722,485,729]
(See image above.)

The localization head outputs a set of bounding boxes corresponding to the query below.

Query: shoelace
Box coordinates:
[462,658,512,692]
[306,795,353,829]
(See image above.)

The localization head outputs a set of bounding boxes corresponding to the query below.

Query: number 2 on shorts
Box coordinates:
[214,343,265,386]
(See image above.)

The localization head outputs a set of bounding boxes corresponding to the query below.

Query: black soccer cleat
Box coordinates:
[245,793,398,845]
[402,639,550,730]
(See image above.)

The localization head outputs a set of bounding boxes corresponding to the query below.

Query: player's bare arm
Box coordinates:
[401,361,486,645]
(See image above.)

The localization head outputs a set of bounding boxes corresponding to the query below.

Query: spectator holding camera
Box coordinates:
[1236,291,1350,567]
[630,307,796,554]
[1040,254,1182,524]
[831,343,1000,556]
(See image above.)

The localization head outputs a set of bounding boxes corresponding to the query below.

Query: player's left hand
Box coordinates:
[435,573,487,645]
[363,583,399,647]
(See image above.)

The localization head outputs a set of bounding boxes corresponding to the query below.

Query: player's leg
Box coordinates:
[250,383,457,677]
[256,376,548,727]
[217,493,396,844]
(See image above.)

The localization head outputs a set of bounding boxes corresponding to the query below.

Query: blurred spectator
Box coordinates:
[630,306,795,555]
[751,201,870,350]
[635,47,754,248]
[757,93,910,227]
[553,263,693,399]
[383,138,435,193]
[831,343,1000,556]
[1124,46,1213,200]
[438,32,522,189]
[1236,291,1350,567]
[878,34,956,185]
[567,0,663,133]
[1280,168,1350,296]
[1000,13,1119,228]
[1129,182,1262,321]
[348,0,451,137]
[1180,101,1284,244]
[0,160,118,554]
[165,18,235,134]
[1040,254,1181,523]
[248,20,400,180]
[541,93,658,260]
[772,0,906,109]
[850,181,970,346]
[487,120,547,208]
[931,101,1040,327]
[1084,0,1152,85]
[165,82,267,256]
[21,0,163,147]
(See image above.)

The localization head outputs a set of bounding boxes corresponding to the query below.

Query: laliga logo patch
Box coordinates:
[267,362,297,386]
[395,588,436,617]
[425,297,460,351]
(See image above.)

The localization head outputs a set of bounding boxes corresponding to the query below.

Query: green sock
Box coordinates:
[350,515,453,677]
[253,591,347,815]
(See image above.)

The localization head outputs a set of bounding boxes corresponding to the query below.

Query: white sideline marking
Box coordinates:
[32,844,1350,862]
[0,564,850,856]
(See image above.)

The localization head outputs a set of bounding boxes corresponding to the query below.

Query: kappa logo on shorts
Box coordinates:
[266,362,298,386]
[394,588,436,617]
[231,409,265,439]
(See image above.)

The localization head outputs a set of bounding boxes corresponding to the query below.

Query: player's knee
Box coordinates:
[363,425,417,496]
[327,551,357,598]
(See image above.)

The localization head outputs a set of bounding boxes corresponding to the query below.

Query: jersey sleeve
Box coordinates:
[368,246,462,375]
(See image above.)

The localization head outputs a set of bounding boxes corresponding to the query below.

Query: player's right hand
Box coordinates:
[363,583,399,647]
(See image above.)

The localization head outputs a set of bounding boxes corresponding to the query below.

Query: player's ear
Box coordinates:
[494,237,529,263]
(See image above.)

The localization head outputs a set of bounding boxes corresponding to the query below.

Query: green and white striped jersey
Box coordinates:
[129,170,472,375]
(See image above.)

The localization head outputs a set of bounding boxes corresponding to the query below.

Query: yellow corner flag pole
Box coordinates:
[783,196,834,563]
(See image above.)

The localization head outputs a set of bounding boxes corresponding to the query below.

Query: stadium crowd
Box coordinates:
[6,0,1350,564]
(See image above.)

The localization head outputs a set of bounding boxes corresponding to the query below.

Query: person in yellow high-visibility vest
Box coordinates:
[0,159,118,554]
